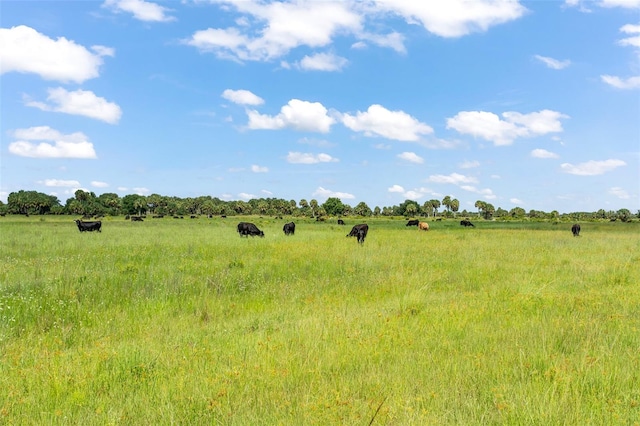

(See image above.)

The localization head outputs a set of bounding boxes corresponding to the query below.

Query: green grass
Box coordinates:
[1,215,639,424]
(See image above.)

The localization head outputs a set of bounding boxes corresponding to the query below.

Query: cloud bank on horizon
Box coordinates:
[0,0,638,213]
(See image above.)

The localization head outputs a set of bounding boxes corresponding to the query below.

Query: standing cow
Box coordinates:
[418,222,429,231]
[406,219,419,227]
[237,222,265,237]
[572,223,581,237]
[283,222,295,236]
[75,219,102,232]
[337,219,345,225]
[347,224,369,244]
[460,219,475,227]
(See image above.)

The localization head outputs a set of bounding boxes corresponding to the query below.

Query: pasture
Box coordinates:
[1,216,639,424]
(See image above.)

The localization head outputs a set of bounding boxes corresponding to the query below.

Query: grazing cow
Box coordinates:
[283,222,295,236]
[131,216,144,222]
[75,219,102,232]
[418,222,430,231]
[460,219,475,227]
[347,224,369,244]
[338,219,345,225]
[237,222,265,237]
[406,219,419,227]
[572,223,581,237]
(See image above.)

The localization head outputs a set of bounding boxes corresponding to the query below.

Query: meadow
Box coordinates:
[1,215,639,425]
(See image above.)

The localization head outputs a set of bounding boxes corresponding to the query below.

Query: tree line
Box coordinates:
[1,189,637,222]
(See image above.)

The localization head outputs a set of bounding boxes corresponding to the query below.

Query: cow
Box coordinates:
[572,223,581,237]
[347,224,369,244]
[283,222,295,236]
[131,216,144,221]
[418,222,430,231]
[75,219,102,232]
[337,219,345,225]
[237,222,264,237]
[406,219,419,227]
[460,219,475,227]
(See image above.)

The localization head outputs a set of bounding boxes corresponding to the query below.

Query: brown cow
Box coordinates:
[418,221,429,231]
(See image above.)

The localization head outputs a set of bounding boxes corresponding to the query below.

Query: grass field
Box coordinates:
[1,215,639,424]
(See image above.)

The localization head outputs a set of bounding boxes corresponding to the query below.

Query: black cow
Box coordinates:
[75,219,102,232]
[237,222,264,237]
[460,219,475,227]
[572,223,581,237]
[283,222,295,236]
[406,219,419,227]
[347,224,369,245]
[337,219,345,225]
[131,216,144,221]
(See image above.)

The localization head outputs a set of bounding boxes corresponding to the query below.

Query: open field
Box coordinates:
[1,216,639,424]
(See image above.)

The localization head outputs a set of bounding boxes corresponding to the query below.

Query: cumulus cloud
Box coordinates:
[534,54,571,69]
[184,1,363,61]
[251,164,269,173]
[312,186,355,200]
[371,0,528,38]
[102,0,175,22]
[222,89,264,105]
[25,88,122,124]
[0,25,111,83]
[341,104,433,141]
[294,52,348,71]
[247,99,335,133]
[560,159,626,175]
[286,152,338,164]
[427,173,478,185]
[9,126,97,159]
[238,192,255,200]
[91,181,109,188]
[446,109,569,146]
[387,184,435,200]
[40,179,81,187]
[601,75,640,89]
[618,23,640,47]
[397,152,424,163]
[459,160,480,169]
[531,148,560,159]
[460,185,496,199]
[609,186,631,199]
[510,198,524,204]
[184,0,524,63]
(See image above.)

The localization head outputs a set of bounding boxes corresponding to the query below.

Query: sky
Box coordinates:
[1,0,639,214]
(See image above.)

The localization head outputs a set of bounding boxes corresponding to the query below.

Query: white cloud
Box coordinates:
[534,54,571,69]
[132,187,150,195]
[341,104,433,141]
[510,198,524,204]
[447,109,568,146]
[102,0,175,22]
[312,186,355,200]
[222,89,264,105]
[91,181,109,188]
[0,25,110,83]
[286,152,338,164]
[40,179,81,187]
[427,173,478,185]
[247,99,335,133]
[388,184,436,200]
[560,159,626,175]
[459,160,480,169]
[609,186,631,199]
[601,75,640,89]
[371,0,528,38]
[295,52,348,71]
[388,184,405,193]
[251,164,269,173]
[184,1,362,61]
[238,192,255,200]
[25,88,122,124]
[618,24,640,47]
[9,126,97,159]
[531,148,560,159]
[397,151,424,164]
[566,0,640,9]
[460,185,496,199]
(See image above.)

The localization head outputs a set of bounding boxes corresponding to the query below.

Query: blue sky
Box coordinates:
[1,0,639,213]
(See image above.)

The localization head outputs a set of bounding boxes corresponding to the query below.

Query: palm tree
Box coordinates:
[450,199,459,217]
[442,195,451,213]
[430,199,441,218]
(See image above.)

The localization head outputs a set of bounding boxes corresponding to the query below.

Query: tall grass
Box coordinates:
[1,216,639,424]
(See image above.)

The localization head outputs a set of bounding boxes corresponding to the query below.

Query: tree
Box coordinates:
[354,201,372,217]
[309,199,319,218]
[405,203,418,217]
[430,199,441,217]
[322,197,345,216]
[450,199,460,217]
[509,207,526,218]
[442,195,452,213]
